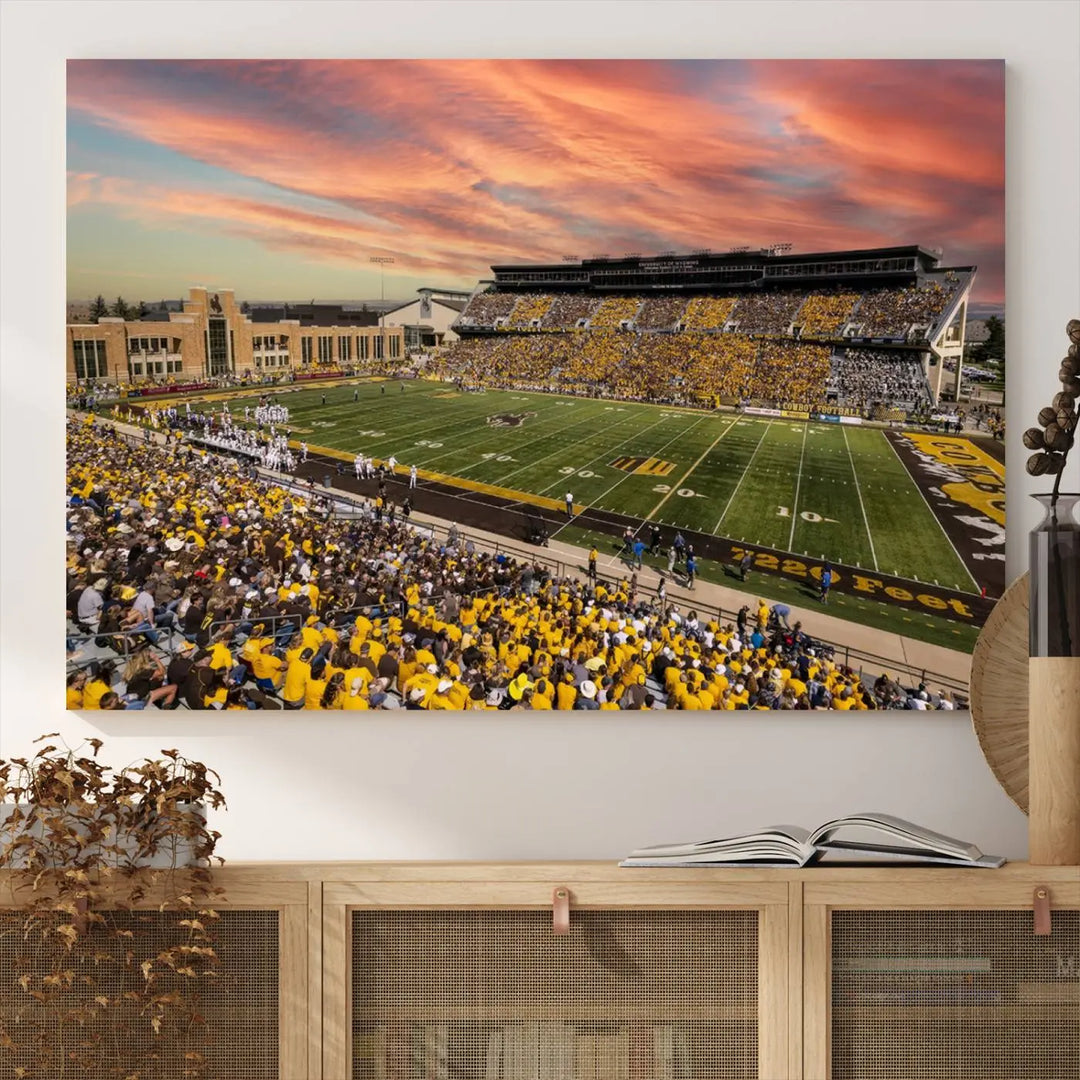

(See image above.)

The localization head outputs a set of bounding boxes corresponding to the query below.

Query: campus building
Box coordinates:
[379,287,470,350]
[66,286,405,384]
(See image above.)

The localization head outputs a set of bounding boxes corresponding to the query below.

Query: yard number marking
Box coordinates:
[776,506,839,524]
[652,485,707,499]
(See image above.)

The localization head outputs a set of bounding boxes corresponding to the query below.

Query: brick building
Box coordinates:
[66,286,405,384]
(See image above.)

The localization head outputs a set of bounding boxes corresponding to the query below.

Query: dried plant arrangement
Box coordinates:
[1025,319,1080,660]
[0,735,226,1079]
[1023,318,1080,493]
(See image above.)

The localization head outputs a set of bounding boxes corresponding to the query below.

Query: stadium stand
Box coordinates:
[438,264,969,413]
[681,334,758,402]
[540,294,599,330]
[557,331,627,389]
[458,290,518,328]
[682,295,743,328]
[589,295,643,330]
[682,295,738,331]
[437,330,838,408]
[851,282,955,338]
[730,291,805,335]
[797,292,860,337]
[505,292,553,328]
[743,341,833,406]
[66,420,951,712]
[826,349,933,411]
[635,295,689,331]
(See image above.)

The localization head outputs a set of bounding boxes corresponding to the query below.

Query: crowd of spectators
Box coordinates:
[505,293,554,328]
[634,296,688,331]
[798,293,860,338]
[65,419,952,712]
[442,279,973,413]
[437,330,768,405]
[730,291,805,335]
[555,331,629,387]
[686,335,757,401]
[681,295,738,331]
[588,296,642,330]
[457,291,519,327]
[439,333,849,409]
[826,350,932,410]
[742,341,832,406]
[853,281,957,339]
[540,294,599,330]
[458,283,961,341]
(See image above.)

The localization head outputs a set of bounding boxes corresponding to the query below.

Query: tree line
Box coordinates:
[83,296,252,321]
[88,295,144,321]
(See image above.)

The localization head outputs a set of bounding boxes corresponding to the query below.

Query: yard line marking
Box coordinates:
[401,395,576,468]
[461,405,613,481]
[641,415,740,524]
[532,411,676,496]
[308,384,565,462]
[592,412,716,512]
[843,424,878,571]
[546,413,713,541]
[788,421,809,550]
[287,388,500,452]
[882,430,979,590]
[712,419,773,533]
[493,404,655,485]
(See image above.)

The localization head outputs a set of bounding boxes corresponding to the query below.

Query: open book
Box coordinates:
[619,812,1006,868]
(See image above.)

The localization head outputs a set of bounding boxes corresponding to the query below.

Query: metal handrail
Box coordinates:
[624,575,968,695]
[66,624,182,667]
[204,581,509,645]
[260,472,572,578]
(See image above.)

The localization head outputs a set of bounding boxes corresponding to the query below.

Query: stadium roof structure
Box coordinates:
[487,244,971,294]
[493,243,947,270]
[382,295,467,316]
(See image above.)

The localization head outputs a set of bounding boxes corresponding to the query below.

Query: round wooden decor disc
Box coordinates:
[970,572,1029,814]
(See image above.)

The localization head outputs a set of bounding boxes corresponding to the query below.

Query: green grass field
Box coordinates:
[241,379,976,591]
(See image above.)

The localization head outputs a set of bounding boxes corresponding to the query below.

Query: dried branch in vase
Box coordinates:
[1024,319,1080,505]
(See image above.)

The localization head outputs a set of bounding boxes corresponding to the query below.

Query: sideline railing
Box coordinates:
[624,576,970,698]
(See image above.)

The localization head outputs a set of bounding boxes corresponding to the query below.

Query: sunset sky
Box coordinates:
[67,59,1005,310]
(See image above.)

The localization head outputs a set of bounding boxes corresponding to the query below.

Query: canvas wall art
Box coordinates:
[64,59,1005,712]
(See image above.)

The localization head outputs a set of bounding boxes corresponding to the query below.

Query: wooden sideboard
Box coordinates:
[2,862,1077,1080]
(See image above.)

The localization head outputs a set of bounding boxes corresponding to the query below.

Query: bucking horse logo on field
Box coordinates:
[486,412,535,428]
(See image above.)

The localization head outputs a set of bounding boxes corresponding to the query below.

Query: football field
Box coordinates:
[219,379,979,592]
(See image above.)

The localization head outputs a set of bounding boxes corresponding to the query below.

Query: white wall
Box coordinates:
[2,1,1077,863]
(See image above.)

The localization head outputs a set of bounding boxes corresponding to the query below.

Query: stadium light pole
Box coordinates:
[370,256,395,303]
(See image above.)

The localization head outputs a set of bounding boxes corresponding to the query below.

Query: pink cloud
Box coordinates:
[67,60,1004,304]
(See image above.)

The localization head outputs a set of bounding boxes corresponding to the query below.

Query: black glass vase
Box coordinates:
[1029,492,1080,657]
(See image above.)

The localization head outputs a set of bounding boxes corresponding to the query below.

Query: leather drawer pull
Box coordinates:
[552,887,570,935]
[1034,886,1052,936]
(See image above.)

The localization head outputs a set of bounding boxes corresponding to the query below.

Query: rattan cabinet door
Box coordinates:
[0,907,283,1079]
[824,908,1079,1080]
[346,908,763,1080]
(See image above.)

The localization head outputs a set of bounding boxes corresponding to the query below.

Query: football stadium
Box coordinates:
[66,245,1005,712]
